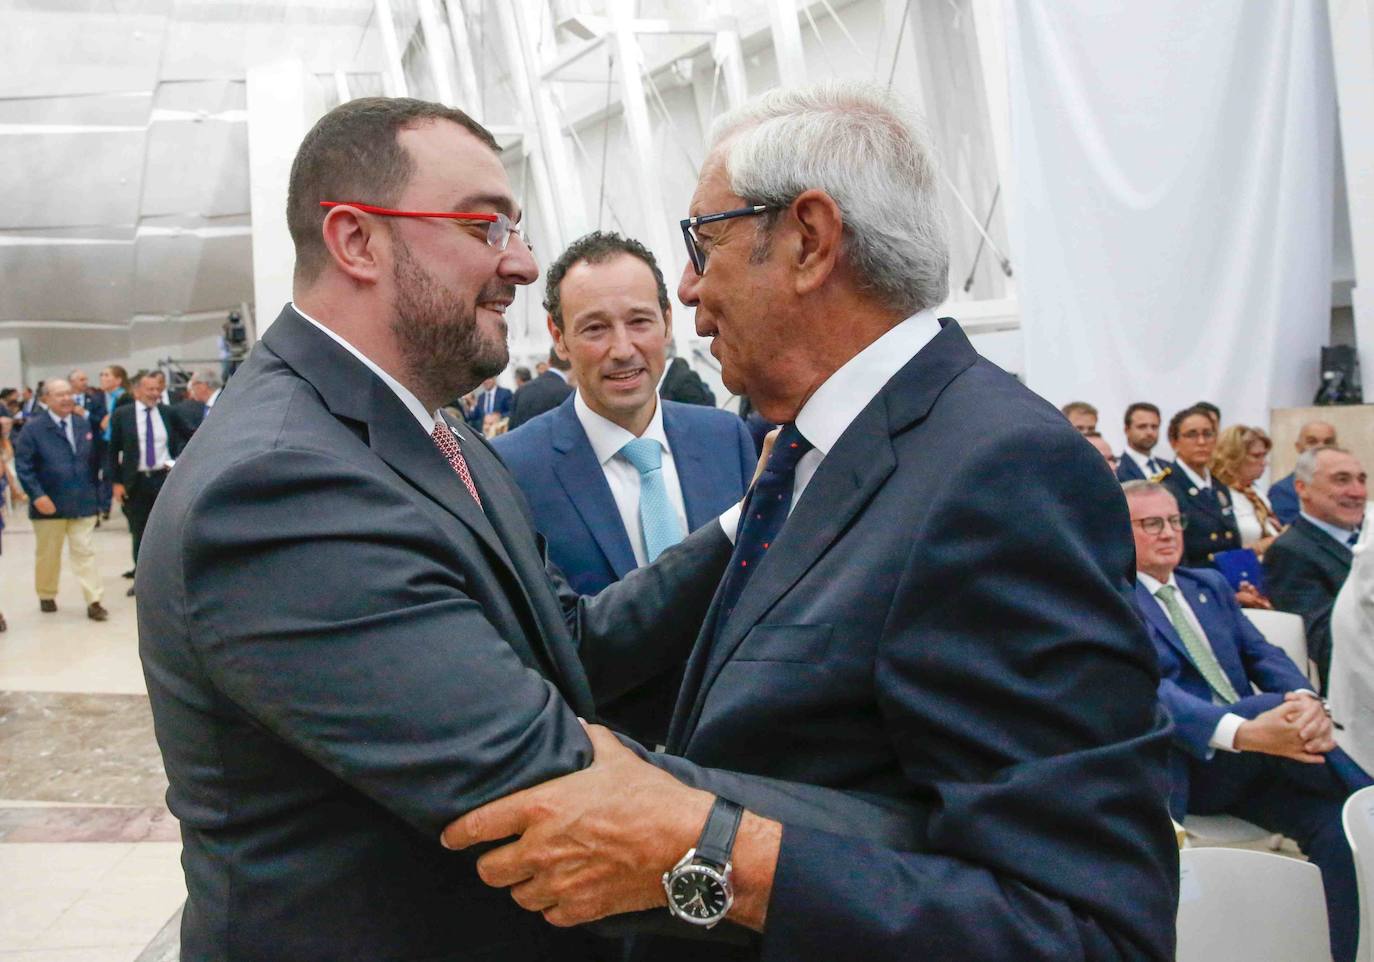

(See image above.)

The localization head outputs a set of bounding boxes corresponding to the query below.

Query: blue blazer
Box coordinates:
[13,412,100,519]
[492,394,755,595]
[466,385,512,430]
[1269,471,1300,525]
[1133,565,1367,816]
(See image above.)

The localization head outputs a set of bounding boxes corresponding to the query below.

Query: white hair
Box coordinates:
[1296,445,1350,484]
[190,367,223,390]
[708,80,949,315]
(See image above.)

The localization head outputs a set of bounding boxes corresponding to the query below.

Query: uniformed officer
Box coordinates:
[1160,405,1241,567]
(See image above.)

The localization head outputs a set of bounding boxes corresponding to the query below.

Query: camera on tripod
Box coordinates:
[223,311,248,356]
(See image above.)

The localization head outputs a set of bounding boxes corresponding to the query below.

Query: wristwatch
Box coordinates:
[662,796,744,928]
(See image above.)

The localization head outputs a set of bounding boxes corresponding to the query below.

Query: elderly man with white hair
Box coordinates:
[446,80,1176,961]
[174,367,222,433]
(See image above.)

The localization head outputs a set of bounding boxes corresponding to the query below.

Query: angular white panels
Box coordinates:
[0,9,168,98]
[0,227,136,322]
[141,82,250,217]
[133,215,252,315]
[2,125,148,229]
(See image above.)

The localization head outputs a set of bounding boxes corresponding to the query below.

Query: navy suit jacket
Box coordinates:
[1161,466,1242,567]
[645,320,1177,962]
[492,394,756,595]
[466,385,513,430]
[1134,565,1368,817]
[1116,452,1168,483]
[1265,516,1353,690]
[1269,471,1300,525]
[13,412,100,519]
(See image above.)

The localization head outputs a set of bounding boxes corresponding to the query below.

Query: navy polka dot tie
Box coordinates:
[715,423,814,622]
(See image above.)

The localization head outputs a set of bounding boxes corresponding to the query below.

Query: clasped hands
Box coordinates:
[441,724,716,928]
[1235,691,1336,762]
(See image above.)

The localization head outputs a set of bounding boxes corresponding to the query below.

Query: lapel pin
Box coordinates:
[1188,487,1199,496]
[1198,594,1208,604]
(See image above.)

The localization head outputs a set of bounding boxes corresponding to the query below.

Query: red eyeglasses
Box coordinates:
[319,201,532,253]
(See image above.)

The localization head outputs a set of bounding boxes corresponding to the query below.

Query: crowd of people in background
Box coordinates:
[0,365,222,629]
[1061,397,1372,961]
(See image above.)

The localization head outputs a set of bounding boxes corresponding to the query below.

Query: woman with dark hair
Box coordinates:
[1160,405,1243,567]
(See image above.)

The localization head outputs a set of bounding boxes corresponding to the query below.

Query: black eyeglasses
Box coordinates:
[1133,514,1189,534]
[679,205,775,275]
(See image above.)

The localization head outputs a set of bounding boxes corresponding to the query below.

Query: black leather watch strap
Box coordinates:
[695,796,744,869]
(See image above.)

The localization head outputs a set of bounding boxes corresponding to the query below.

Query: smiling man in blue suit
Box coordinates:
[494,231,755,741]
[1125,479,1368,962]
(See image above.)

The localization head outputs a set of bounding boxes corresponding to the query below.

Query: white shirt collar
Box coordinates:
[293,302,439,434]
[1176,460,1211,489]
[1135,570,1177,596]
[794,308,943,455]
[1125,447,1157,472]
[574,390,669,466]
[46,409,71,428]
[1300,510,1359,545]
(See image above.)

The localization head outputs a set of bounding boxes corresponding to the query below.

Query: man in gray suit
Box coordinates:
[138,96,917,962]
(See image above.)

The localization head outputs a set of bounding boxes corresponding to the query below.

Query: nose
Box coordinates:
[677,260,700,308]
[608,322,635,360]
[500,235,539,286]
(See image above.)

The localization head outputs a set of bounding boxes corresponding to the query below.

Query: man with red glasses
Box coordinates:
[1124,479,1368,962]
[136,95,919,962]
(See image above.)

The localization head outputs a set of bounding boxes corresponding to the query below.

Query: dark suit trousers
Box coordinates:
[123,471,168,564]
[1189,751,1359,962]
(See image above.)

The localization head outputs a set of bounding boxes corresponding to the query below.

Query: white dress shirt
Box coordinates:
[47,409,76,451]
[134,400,173,471]
[1175,460,1213,491]
[206,388,222,409]
[1230,485,1277,547]
[574,392,688,567]
[719,308,943,536]
[1136,569,1246,753]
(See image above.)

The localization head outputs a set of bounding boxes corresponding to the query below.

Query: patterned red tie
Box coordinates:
[431,421,483,508]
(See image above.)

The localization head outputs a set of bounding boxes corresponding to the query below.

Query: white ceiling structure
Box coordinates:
[0,0,1029,385]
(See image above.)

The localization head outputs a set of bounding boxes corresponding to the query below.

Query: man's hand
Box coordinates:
[33,495,56,516]
[1234,582,1273,610]
[112,483,126,504]
[1283,691,1336,754]
[1235,702,1328,762]
[442,725,714,927]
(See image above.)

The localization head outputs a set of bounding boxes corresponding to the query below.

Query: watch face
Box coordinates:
[669,868,729,922]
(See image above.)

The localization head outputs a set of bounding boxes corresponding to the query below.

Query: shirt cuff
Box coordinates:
[719,502,743,545]
[1210,713,1245,753]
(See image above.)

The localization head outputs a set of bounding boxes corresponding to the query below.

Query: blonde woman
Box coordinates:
[1212,424,1283,555]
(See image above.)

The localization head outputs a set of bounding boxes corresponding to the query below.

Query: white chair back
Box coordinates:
[1242,608,1311,682]
[1177,847,1331,962]
[1343,785,1374,962]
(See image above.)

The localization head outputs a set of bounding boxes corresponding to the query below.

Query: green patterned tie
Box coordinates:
[1156,584,1239,704]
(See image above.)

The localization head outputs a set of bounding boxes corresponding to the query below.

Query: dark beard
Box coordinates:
[390,239,510,404]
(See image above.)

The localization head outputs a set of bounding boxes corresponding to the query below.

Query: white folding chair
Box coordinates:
[1342,785,1374,962]
[1177,847,1332,962]
[1242,608,1313,683]
[1183,813,1272,848]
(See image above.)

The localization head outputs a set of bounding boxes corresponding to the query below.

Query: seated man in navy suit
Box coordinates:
[465,375,512,434]
[1116,401,1167,482]
[1125,479,1368,962]
[493,230,755,741]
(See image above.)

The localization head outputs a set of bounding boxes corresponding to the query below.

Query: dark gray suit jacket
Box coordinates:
[138,306,920,962]
[1264,515,1354,690]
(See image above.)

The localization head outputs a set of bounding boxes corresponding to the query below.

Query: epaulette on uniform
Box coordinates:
[1149,465,1173,484]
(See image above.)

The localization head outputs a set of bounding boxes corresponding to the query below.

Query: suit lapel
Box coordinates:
[673,319,979,746]
[550,400,637,580]
[663,402,714,531]
[1296,516,1353,569]
[261,306,515,574]
[1172,572,1249,694]
[1135,581,1196,669]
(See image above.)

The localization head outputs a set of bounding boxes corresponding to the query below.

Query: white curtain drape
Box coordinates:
[1006,0,1336,452]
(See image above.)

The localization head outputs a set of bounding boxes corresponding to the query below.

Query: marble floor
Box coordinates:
[0,508,185,961]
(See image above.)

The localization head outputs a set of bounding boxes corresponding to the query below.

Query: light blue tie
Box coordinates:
[619,437,686,563]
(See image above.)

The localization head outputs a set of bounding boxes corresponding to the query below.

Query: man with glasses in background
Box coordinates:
[1125,478,1368,962]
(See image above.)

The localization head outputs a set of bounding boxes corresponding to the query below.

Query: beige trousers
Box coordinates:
[33,516,102,603]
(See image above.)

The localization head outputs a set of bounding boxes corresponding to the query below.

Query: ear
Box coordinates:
[320,206,388,285]
[662,304,673,343]
[547,315,570,362]
[788,189,845,297]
